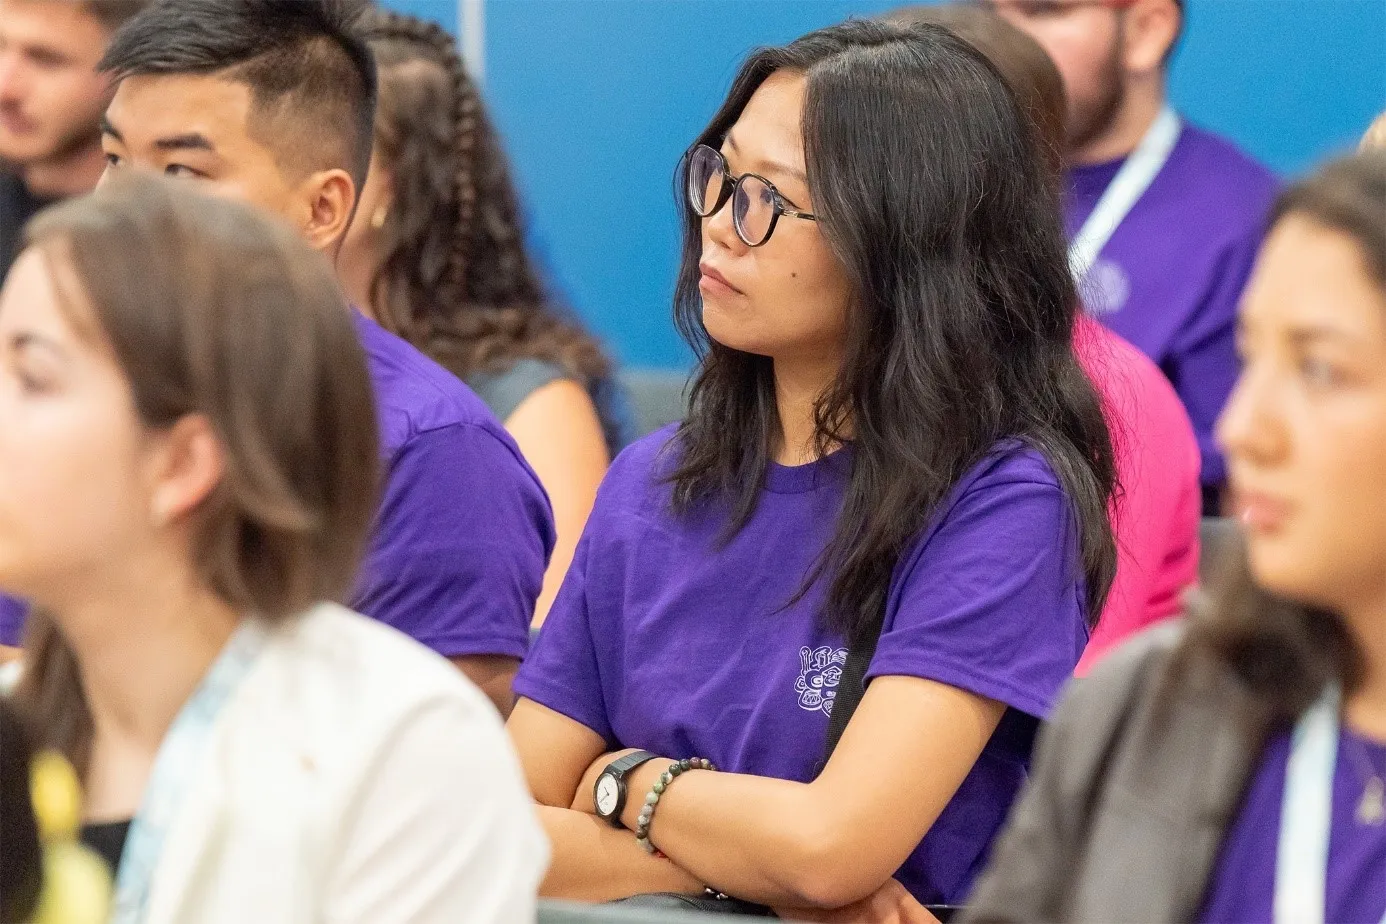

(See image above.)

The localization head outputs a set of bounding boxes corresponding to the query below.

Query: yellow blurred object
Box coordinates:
[27,750,113,924]
[30,751,81,842]
[29,844,112,924]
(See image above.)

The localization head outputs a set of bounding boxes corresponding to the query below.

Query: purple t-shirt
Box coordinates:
[515,428,1089,906]
[0,313,555,658]
[1066,121,1278,490]
[1199,727,1386,923]
[349,312,553,658]
[0,594,22,646]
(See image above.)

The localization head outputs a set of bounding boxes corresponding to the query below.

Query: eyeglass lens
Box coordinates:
[687,145,778,246]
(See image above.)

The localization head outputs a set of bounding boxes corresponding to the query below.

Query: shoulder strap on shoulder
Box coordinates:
[821,616,885,766]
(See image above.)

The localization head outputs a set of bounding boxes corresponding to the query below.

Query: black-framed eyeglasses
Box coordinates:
[686,143,816,247]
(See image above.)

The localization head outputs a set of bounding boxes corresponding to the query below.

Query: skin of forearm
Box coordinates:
[537,804,705,902]
[617,763,857,908]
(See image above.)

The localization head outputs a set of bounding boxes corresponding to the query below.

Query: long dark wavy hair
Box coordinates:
[1179,152,1386,721]
[669,20,1118,647]
[359,11,611,386]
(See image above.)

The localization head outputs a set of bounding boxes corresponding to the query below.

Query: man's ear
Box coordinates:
[297,168,357,253]
[1122,0,1181,78]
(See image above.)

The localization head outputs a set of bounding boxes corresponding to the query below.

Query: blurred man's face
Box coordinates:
[989,0,1127,153]
[0,0,111,166]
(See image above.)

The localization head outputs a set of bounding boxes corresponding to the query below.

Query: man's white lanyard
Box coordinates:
[1067,105,1182,283]
[1275,682,1386,924]
[110,619,268,924]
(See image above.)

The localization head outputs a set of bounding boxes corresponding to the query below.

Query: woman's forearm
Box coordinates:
[537,805,704,902]
[616,765,847,907]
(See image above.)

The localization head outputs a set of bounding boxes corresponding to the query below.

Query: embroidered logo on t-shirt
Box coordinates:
[795,646,848,715]
[1080,258,1131,317]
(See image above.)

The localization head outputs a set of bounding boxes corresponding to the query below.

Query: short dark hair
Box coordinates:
[99,0,377,192]
[81,0,154,34]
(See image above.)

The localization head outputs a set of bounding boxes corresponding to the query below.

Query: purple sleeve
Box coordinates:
[867,473,1088,720]
[0,595,26,647]
[512,529,617,744]
[1164,230,1262,490]
[352,422,555,661]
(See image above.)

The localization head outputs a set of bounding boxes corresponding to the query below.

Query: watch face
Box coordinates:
[595,774,620,816]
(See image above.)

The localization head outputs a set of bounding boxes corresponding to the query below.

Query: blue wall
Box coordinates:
[383,0,1386,370]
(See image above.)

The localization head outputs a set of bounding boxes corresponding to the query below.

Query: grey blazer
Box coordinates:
[963,623,1272,924]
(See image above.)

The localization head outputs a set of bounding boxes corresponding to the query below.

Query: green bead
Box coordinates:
[653,781,665,794]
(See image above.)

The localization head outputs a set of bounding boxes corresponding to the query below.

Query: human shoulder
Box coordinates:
[1167,122,1280,217]
[1068,619,1186,706]
[352,312,508,447]
[250,603,499,730]
[953,441,1063,498]
[468,357,572,424]
[594,423,682,504]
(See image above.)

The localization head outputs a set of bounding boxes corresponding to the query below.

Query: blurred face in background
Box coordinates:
[0,247,156,608]
[0,0,111,167]
[1219,215,1386,613]
[696,70,852,371]
[988,0,1127,152]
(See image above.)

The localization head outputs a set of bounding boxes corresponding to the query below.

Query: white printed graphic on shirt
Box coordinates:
[795,646,848,715]
[1080,258,1131,317]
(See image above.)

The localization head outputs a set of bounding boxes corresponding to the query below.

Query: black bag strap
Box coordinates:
[820,615,885,767]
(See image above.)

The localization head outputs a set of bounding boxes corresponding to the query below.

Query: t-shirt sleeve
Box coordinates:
[512,526,617,744]
[866,469,1089,720]
[352,423,555,661]
[0,595,27,647]
[322,696,549,924]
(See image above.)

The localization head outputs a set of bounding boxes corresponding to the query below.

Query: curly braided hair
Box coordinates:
[360,10,611,386]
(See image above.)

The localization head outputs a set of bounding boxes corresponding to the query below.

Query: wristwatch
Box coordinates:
[594,750,659,828]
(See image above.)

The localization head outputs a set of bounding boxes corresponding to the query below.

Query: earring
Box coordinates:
[370,206,388,230]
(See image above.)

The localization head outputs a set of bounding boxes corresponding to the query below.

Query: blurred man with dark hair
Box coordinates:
[989,0,1277,511]
[0,0,149,280]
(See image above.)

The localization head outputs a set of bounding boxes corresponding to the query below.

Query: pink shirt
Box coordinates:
[1074,317,1201,674]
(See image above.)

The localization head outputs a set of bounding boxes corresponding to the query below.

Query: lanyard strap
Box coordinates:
[1275,683,1386,924]
[1068,105,1182,283]
[110,619,268,924]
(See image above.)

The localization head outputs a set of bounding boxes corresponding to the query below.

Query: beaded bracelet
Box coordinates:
[634,757,716,855]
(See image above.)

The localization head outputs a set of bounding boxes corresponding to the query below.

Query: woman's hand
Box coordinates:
[773,879,939,924]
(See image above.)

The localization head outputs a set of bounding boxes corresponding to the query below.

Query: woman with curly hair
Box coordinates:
[339,11,631,624]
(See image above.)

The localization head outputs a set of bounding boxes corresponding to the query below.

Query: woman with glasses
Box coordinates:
[507,20,1115,920]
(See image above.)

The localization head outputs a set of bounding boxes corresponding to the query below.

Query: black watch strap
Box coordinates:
[597,750,658,828]
[606,750,658,781]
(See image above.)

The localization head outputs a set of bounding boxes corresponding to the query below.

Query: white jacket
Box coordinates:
[140,603,547,924]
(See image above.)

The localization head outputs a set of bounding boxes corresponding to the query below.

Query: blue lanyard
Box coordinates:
[110,619,268,924]
[1276,683,1386,924]
[1068,105,1182,284]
